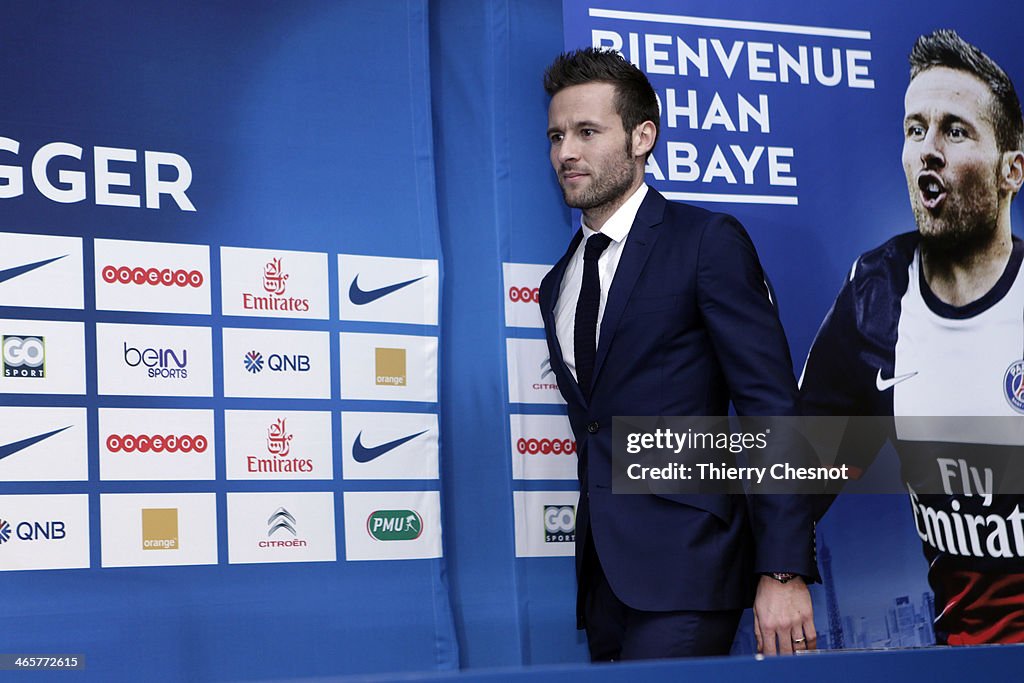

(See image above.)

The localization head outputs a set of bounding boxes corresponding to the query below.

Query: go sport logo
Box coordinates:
[2,335,45,378]
[543,505,575,543]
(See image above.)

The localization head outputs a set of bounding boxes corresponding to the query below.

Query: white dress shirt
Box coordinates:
[554,183,649,381]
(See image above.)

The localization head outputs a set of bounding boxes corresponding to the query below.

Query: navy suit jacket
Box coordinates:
[539,189,817,614]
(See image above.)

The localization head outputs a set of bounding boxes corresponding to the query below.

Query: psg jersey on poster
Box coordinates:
[800,232,1024,645]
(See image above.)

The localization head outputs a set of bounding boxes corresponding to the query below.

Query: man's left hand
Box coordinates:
[753,575,816,656]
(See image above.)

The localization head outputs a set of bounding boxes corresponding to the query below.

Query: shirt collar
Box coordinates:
[581,183,648,244]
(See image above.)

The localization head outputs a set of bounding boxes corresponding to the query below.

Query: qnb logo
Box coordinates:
[543,505,576,543]
[101,265,204,288]
[243,351,310,374]
[242,257,309,312]
[2,335,45,378]
[123,342,188,379]
[260,507,307,548]
[533,357,558,391]
[247,418,313,474]
[508,286,540,303]
[0,518,67,544]
[516,438,576,456]
[105,433,208,454]
[367,509,422,541]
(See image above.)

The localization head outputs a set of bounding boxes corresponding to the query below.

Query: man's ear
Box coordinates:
[631,120,656,159]
[1001,149,1024,195]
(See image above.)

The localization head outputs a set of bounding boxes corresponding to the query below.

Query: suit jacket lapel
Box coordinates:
[540,229,586,405]
[591,190,666,390]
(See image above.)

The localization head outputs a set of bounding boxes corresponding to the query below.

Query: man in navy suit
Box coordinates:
[540,48,818,660]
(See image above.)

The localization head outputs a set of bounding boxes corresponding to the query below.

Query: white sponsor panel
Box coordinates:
[341,411,438,480]
[513,490,579,558]
[94,238,211,314]
[98,408,215,481]
[0,319,85,395]
[506,338,565,405]
[225,410,333,480]
[100,493,218,568]
[509,414,577,480]
[503,263,550,329]
[338,254,439,325]
[343,491,442,561]
[0,494,90,571]
[226,492,337,565]
[221,246,329,319]
[0,233,84,310]
[96,323,212,397]
[222,328,331,399]
[339,332,437,402]
[0,407,87,481]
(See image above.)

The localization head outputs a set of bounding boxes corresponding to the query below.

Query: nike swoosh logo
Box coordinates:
[349,275,426,305]
[0,426,72,461]
[876,369,918,391]
[0,255,67,285]
[352,429,428,463]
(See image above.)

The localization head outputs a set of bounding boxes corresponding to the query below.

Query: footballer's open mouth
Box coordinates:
[918,173,947,210]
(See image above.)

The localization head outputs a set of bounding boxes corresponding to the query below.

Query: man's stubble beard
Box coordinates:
[561,142,638,213]
[911,163,1002,256]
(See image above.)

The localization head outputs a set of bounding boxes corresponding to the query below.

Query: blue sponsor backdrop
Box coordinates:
[2,0,1023,679]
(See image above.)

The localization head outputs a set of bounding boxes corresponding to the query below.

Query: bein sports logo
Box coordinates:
[123,342,188,379]
[2,335,45,378]
[243,351,310,375]
[106,433,208,454]
[543,505,575,543]
[516,437,576,456]
[242,257,309,313]
[101,265,203,288]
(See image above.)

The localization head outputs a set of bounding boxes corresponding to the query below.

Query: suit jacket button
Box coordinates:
[587,422,599,434]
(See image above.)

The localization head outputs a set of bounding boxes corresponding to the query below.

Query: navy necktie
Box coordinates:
[574,232,612,397]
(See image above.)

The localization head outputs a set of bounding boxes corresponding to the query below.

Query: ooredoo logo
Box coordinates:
[242,258,310,313]
[123,342,188,379]
[101,265,204,288]
[2,335,44,378]
[105,433,208,454]
[508,286,540,304]
[543,505,575,543]
[516,437,576,456]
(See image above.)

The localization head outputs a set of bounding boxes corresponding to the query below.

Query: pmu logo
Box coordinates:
[106,433,208,454]
[123,342,188,379]
[375,348,407,386]
[367,509,422,541]
[101,265,203,288]
[259,507,308,548]
[2,335,45,378]
[543,505,575,543]
[508,286,540,304]
[532,357,558,391]
[242,351,310,375]
[247,418,313,474]
[517,437,576,456]
[141,508,178,550]
[242,257,310,313]
[0,517,67,544]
